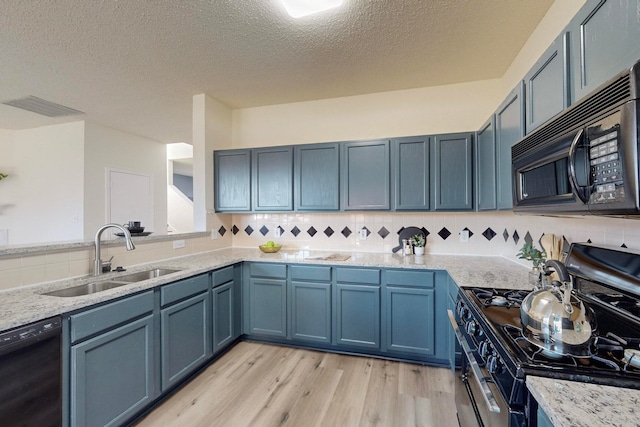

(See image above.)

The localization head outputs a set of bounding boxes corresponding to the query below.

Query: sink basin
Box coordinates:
[116,268,181,282]
[41,268,181,297]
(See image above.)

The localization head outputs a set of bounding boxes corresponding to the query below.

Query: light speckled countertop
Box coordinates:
[527,376,640,427]
[0,247,531,332]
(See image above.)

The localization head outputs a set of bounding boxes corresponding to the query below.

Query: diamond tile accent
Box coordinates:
[438,227,451,240]
[421,227,430,237]
[524,231,533,245]
[218,226,226,237]
[482,227,496,241]
[513,230,520,245]
[462,227,474,238]
[307,226,317,237]
[277,226,285,236]
[232,225,239,235]
[259,225,269,236]
[622,243,628,248]
[587,238,592,244]
[361,227,371,237]
[324,227,334,237]
[378,227,390,239]
[342,227,352,238]
[291,226,301,237]
[503,228,509,242]
[244,225,254,236]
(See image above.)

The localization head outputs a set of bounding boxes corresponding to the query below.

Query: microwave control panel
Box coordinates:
[588,127,625,203]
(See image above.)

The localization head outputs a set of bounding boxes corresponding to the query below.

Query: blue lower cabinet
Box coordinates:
[213,281,235,352]
[70,315,156,427]
[384,286,435,355]
[249,277,287,337]
[335,283,380,349]
[160,292,210,391]
[290,281,331,343]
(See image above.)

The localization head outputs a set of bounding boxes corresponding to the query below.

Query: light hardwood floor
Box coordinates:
[135,342,459,427]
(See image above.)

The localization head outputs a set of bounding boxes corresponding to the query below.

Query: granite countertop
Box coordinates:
[527,376,640,427]
[0,247,531,332]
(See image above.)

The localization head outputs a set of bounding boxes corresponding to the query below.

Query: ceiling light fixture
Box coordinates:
[279,0,344,18]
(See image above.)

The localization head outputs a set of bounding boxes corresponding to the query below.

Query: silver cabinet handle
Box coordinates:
[448,310,501,413]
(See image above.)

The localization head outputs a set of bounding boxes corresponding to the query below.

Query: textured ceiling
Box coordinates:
[0,0,554,144]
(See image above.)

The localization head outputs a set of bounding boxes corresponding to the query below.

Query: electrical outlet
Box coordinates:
[359,228,368,240]
[275,227,282,237]
[459,230,469,243]
[173,239,185,249]
[211,229,218,240]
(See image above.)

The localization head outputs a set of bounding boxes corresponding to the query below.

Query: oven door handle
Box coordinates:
[448,310,501,414]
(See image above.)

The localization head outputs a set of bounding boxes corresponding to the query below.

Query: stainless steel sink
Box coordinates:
[41,268,181,297]
[115,268,181,283]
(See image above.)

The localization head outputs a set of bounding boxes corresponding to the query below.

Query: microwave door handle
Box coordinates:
[447,310,501,414]
[568,129,590,203]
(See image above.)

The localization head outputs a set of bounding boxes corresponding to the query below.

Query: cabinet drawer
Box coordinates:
[290,265,331,282]
[386,270,435,288]
[250,263,287,279]
[336,268,380,285]
[161,274,209,307]
[213,266,234,286]
[71,291,154,343]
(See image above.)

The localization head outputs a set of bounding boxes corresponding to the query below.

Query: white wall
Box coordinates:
[83,122,167,238]
[0,122,85,244]
[231,79,503,148]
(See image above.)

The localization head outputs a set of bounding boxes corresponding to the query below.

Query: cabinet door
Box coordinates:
[249,278,287,337]
[213,281,235,353]
[252,146,293,211]
[214,149,251,212]
[385,287,435,355]
[291,281,331,343]
[342,140,390,210]
[569,0,640,102]
[335,283,380,349]
[432,133,474,211]
[524,33,570,133]
[476,117,497,211]
[392,136,430,210]
[495,82,525,210]
[160,292,210,391]
[71,315,155,427]
[294,143,340,210]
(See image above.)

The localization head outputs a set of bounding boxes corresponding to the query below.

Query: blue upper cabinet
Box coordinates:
[569,0,640,103]
[214,149,251,212]
[252,146,293,211]
[476,117,497,211]
[294,143,340,211]
[524,32,570,133]
[342,140,391,210]
[495,82,525,210]
[431,133,474,211]
[392,136,430,211]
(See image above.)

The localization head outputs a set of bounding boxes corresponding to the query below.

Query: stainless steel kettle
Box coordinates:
[520,260,596,358]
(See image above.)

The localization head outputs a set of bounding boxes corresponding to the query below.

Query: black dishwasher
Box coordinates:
[0,316,62,427]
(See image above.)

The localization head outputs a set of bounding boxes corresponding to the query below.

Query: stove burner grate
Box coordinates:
[472,288,530,308]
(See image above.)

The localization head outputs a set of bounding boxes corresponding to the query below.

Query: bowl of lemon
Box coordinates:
[259,241,282,253]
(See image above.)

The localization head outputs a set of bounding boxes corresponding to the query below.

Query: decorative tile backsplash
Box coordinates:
[228,211,640,267]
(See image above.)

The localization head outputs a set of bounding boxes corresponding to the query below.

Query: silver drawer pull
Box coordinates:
[448,310,501,413]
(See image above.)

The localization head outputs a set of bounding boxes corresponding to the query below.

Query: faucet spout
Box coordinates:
[94,223,136,276]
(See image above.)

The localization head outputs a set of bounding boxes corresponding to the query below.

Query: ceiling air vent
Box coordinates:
[2,96,84,117]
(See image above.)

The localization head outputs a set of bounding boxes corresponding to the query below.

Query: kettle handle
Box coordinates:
[543,260,570,282]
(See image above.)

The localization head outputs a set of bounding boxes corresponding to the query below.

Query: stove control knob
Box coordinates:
[465,321,478,336]
[479,341,492,358]
[487,355,503,374]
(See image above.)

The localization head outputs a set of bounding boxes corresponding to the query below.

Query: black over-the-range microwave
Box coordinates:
[512,60,640,216]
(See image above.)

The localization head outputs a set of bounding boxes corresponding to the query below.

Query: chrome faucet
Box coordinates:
[94,223,135,276]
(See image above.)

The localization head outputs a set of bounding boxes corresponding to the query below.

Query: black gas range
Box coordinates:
[451,243,640,427]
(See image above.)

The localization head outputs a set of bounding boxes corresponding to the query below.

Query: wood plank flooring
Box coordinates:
[135,342,459,427]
